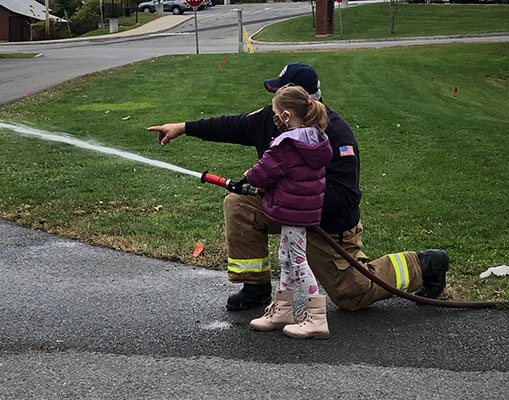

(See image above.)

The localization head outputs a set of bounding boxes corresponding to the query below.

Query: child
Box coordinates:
[245,84,333,339]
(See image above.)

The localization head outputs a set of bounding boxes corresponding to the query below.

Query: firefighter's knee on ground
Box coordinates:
[330,296,368,312]
[316,265,375,312]
[320,284,367,311]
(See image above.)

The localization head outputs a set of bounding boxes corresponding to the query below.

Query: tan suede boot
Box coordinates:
[249,289,294,331]
[282,295,329,339]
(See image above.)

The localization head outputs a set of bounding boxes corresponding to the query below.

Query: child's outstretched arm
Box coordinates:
[245,141,290,189]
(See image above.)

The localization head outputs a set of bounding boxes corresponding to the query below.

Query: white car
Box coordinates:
[137,0,195,15]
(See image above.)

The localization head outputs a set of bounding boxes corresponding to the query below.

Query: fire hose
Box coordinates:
[201,171,508,310]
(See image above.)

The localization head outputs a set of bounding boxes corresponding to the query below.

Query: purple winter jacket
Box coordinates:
[245,127,333,227]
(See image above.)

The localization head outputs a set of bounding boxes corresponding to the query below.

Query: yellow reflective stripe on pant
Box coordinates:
[389,253,410,291]
[228,257,270,274]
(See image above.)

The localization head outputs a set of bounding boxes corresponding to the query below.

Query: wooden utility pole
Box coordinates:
[99,0,105,28]
[45,0,50,39]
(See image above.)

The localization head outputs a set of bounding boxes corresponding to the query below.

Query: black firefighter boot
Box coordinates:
[226,283,272,311]
[415,249,450,299]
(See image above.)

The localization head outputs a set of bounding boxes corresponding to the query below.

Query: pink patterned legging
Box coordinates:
[279,225,319,297]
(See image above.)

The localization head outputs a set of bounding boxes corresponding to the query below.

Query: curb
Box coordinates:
[250,32,509,46]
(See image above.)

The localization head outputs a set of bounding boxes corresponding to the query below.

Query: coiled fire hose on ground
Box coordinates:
[201,172,508,310]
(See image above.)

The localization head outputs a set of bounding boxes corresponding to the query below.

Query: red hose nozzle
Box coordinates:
[201,171,227,188]
[201,171,259,197]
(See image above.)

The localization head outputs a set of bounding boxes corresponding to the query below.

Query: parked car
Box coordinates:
[448,0,507,3]
[137,0,193,15]
[408,0,506,3]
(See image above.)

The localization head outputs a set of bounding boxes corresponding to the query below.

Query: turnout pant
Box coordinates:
[224,193,423,311]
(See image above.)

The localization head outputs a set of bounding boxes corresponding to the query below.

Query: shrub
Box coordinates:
[32,19,71,40]
[71,0,101,36]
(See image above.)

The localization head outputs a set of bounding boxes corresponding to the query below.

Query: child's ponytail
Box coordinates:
[273,84,329,132]
[303,100,328,133]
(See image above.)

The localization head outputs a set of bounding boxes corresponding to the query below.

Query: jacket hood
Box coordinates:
[271,126,332,170]
[293,137,333,170]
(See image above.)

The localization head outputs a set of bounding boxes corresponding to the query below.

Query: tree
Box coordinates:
[384,0,404,35]
[71,0,101,35]
[35,0,82,18]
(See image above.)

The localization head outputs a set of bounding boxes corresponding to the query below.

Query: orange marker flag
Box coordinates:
[218,64,222,71]
[193,240,204,257]
[454,86,458,94]
[222,58,227,63]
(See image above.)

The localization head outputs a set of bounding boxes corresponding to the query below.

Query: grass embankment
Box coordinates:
[0,43,508,302]
[0,53,39,58]
[80,13,162,37]
[253,3,509,42]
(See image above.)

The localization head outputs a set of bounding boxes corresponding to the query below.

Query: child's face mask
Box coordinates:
[273,114,288,133]
[272,100,290,133]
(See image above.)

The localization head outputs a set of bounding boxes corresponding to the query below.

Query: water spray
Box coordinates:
[0,121,202,178]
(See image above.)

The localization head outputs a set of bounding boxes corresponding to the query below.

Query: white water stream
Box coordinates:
[0,121,203,178]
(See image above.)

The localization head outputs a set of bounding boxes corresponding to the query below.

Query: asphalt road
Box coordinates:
[1,4,508,399]
[1,219,508,399]
[0,3,312,105]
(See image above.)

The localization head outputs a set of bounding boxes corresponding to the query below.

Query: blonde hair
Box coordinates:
[273,84,328,132]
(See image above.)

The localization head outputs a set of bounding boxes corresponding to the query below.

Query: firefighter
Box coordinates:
[148,63,450,312]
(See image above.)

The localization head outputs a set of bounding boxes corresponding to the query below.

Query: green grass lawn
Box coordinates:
[0,43,508,302]
[80,13,162,37]
[253,4,509,42]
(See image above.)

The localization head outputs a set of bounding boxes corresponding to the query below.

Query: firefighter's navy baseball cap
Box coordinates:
[263,63,319,95]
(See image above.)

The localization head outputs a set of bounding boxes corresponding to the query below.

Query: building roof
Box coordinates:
[0,0,60,21]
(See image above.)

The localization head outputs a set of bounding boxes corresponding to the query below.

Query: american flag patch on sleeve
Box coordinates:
[339,145,355,157]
